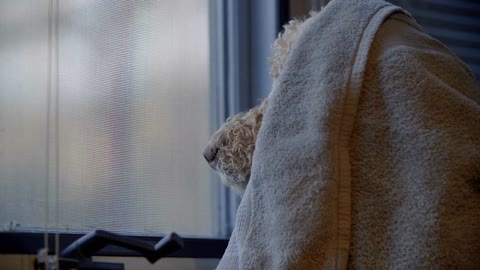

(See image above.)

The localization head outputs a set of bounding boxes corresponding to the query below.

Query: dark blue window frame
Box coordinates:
[0,0,289,260]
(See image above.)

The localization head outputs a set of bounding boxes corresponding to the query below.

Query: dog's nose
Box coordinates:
[203,145,218,163]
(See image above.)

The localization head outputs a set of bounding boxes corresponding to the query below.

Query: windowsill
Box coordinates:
[0,231,228,259]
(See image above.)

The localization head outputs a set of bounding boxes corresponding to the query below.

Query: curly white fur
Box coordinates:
[204,13,317,194]
[270,12,317,83]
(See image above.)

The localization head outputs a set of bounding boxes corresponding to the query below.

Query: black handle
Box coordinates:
[60,230,184,264]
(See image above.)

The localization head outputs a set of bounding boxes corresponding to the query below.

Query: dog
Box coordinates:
[203,13,316,194]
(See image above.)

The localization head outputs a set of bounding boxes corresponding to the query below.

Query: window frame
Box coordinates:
[5,0,479,261]
[0,231,227,259]
[210,0,286,237]
[0,0,288,260]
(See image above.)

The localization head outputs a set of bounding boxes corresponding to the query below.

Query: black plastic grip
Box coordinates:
[60,230,184,264]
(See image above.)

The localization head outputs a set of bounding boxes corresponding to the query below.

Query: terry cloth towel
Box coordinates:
[216,0,480,269]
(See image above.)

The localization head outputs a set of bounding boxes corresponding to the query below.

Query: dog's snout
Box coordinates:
[203,145,218,163]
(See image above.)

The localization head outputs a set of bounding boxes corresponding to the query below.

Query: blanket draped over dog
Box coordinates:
[217,0,480,269]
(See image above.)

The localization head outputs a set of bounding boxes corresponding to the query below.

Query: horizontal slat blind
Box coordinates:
[0,0,218,237]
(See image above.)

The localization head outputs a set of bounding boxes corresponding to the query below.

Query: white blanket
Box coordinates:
[217,0,480,269]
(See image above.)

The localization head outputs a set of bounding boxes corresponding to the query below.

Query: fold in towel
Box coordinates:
[217,0,480,269]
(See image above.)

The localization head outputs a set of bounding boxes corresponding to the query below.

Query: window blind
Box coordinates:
[0,0,219,237]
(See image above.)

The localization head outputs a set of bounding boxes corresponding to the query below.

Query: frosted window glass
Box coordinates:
[0,0,217,237]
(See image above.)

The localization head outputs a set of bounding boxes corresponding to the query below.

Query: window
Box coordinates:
[0,0,282,264]
[0,0,216,237]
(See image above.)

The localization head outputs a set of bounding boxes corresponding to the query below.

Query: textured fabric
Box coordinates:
[216,0,480,269]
